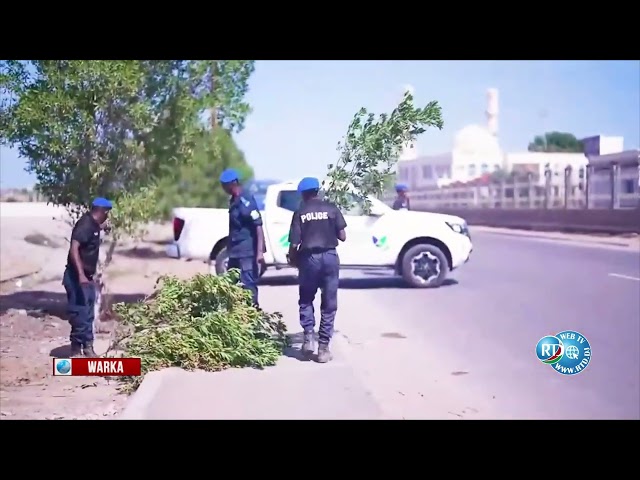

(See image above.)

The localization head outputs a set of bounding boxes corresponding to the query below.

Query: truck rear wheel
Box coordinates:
[401,244,449,288]
[213,247,230,275]
[210,247,266,278]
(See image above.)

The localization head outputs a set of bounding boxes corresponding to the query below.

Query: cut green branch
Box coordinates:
[324,91,444,213]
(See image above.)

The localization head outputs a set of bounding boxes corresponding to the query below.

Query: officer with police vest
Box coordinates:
[287,177,347,363]
[219,168,266,307]
[392,183,411,210]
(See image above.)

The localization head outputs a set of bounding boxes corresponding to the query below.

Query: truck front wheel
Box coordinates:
[401,244,449,288]
[209,247,266,278]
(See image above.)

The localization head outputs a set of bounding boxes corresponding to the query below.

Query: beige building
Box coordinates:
[397,88,503,189]
[396,130,589,191]
[395,87,589,190]
[396,124,504,189]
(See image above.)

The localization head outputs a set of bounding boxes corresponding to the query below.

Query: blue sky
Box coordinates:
[1,60,638,188]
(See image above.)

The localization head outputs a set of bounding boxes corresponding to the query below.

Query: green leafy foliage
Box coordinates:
[155,128,254,218]
[2,61,192,207]
[111,272,288,392]
[108,187,162,239]
[324,91,444,213]
[0,60,255,237]
[194,60,255,132]
[528,131,584,153]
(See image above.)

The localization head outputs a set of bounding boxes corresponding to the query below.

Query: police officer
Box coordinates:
[219,168,266,307]
[392,183,411,210]
[287,177,347,363]
[63,197,112,358]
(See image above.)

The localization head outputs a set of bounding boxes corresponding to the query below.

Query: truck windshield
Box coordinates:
[245,179,279,211]
[286,190,390,215]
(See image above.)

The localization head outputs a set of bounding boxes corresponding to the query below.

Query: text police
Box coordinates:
[288,177,347,364]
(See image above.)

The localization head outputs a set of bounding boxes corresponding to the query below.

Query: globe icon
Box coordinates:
[56,359,71,374]
[565,345,579,360]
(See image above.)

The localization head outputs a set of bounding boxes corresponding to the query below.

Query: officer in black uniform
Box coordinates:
[392,183,411,210]
[63,197,112,358]
[287,177,347,363]
[219,168,266,307]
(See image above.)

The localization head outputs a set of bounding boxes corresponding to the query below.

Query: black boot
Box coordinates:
[69,341,83,358]
[83,342,99,358]
[317,343,332,363]
[301,332,315,357]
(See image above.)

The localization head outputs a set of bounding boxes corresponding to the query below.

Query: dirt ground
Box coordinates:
[0,221,206,420]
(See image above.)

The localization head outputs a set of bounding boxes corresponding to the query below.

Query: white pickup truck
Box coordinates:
[166,180,473,288]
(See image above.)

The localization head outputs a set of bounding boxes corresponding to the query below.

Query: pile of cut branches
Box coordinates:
[111,271,287,391]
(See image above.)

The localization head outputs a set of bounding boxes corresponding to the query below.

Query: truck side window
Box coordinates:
[278,190,302,212]
[341,193,365,216]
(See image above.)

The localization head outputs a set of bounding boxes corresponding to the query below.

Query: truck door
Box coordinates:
[265,188,300,264]
[337,195,385,266]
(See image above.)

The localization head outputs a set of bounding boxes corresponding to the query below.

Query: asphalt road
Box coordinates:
[261,231,640,419]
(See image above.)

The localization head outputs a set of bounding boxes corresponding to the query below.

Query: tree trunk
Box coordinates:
[94,239,117,333]
[210,62,218,130]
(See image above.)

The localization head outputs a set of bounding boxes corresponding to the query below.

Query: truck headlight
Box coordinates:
[446,221,469,237]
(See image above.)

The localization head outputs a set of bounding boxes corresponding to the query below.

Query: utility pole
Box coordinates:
[210,62,219,130]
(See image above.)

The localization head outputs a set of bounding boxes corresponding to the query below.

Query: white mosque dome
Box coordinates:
[453,124,502,156]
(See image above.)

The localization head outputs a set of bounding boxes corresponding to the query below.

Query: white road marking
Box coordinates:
[608,273,640,282]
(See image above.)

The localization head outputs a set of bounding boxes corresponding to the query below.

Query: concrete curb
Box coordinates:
[118,331,357,420]
[0,267,42,284]
[118,368,182,420]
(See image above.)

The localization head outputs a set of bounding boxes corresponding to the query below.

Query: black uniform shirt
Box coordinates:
[392,196,411,210]
[67,213,101,278]
[228,192,263,259]
[288,198,347,251]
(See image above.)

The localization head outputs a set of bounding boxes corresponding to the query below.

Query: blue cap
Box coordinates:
[219,169,239,184]
[92,197,113,209]
[298,177,320,193]
[395,183,408,192]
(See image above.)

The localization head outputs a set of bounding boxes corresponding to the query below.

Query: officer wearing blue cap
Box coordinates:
[63,197,112,358]
[219,168,265,307]
[392,183,411,210]
[287,177,347,363]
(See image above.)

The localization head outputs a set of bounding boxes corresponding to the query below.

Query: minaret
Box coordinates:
[399,84,418,161]
[486,88,499,137]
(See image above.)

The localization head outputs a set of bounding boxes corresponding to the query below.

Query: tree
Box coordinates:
[488,167,537,184]
[153,61,256,217]
[155,128,254,218]
[153,61,255,217]
[324,91,444,212]
[488,168,512,183]
[0,60,255,321]
[204,61,255,131]
[527,131,584,153]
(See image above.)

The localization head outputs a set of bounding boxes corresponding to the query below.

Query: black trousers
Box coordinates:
[228,256,259,306]
[62,267,96,346]
[298,249,340,344]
